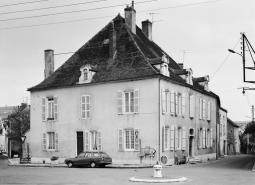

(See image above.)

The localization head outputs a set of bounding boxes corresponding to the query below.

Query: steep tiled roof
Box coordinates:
[27,14,220,102]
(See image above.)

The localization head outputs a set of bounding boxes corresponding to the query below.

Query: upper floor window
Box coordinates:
[170,91,185,117]
[81,95,91,119]
[42,96,58,121]
[199,99,206,120]
[161,88,169,114]
[118,89,139,114]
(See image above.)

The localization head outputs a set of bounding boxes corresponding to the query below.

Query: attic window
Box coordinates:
[77,65,96,84]
[103,39,109,45]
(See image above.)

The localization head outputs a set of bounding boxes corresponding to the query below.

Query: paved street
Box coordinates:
[0,155,254,185]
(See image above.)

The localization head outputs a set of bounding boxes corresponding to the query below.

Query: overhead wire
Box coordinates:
[0,0,50,8]
[0,0,157,22]
[0,0,224,31]
[0,0,107,15]
[210,37,241,80]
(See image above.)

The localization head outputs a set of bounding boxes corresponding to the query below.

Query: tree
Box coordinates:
[4,105,30,142]
[240,122,255,153]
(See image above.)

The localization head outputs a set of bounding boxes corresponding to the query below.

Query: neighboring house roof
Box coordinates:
[220,107,228,113]
[227,118,239,128]
[27,14,220,102]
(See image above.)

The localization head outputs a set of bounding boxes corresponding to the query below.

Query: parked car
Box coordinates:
[64,151,112,168]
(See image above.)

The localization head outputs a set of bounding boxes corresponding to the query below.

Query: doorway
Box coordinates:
[77,132,83,155]
[189,136,194,157]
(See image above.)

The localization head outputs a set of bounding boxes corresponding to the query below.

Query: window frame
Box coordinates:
[43,132,59,151]
[81,95,91,119]
[42,96,58,121]
[118,89,139,115]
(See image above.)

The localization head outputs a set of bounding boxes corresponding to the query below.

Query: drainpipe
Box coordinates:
[158,77,161,162]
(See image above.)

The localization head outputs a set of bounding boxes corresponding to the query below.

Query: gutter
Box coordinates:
[158,77,161,162]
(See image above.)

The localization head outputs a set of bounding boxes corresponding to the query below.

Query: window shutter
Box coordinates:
[170,125,174,150]
[175,127,178,149]
[182,93,185,117]
[85,131,89,151]
[55,132,59,150]
[182,127,186,150]
[98,131,102,151]
[175,92,178,115]
[162,87,166,114]
[162,126,165,152]
[197,128,200,148]
[86,95,91,118]
[134,89,139,113]
[190,95,195,118]
[43,133,47,150]
[118,91,123,114]
[210,129,213,147]
[134,128,139,151]
[42,98,46,121]
[170,91,175,115]
[118,128,124,151]
[199,99,202,119]
[81,95,86,118]
[202,128,206,148]
[54,96,58,121]
[202,100,206,120]
[207,101,211,121]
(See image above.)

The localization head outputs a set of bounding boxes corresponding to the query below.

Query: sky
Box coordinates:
[0,0,255,121]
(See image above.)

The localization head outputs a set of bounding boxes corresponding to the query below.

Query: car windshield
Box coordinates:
[100,153,109,157]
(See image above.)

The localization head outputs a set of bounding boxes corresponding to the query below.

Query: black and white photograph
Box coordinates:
[0,0,255,184]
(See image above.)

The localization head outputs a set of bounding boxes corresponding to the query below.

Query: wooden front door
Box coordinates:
[77,132,84,155]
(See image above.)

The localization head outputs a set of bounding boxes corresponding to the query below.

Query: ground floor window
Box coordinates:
[43,132,58,151]
[118,128,139,151]
[85,130,102,151]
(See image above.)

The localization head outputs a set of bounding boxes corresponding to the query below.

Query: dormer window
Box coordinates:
[160,54,170,77]
[78,64,96,84]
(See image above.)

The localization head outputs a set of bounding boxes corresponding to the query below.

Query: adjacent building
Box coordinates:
[219,107,227,156]
[27,3,220,165]
[227,118,240,155]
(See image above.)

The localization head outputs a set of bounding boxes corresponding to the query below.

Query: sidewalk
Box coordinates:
[8,158,154,168]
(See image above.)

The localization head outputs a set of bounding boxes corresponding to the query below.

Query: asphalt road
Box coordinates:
[0,154,254,185]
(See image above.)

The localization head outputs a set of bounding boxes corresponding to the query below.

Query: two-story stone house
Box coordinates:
[27,3,220,165]
[219,107,227,156]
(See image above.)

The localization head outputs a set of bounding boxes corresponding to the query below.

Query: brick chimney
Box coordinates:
[125,1,136,34]
[142,19,152,41]
[44,49,54,79]
[109,21,116,59]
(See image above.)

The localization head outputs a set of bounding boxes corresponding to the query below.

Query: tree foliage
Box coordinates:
[3,106,30,141]
[241,122,255,148]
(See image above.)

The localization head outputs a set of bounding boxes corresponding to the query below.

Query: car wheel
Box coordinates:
[90,162,96,168]
[67,162,73,168]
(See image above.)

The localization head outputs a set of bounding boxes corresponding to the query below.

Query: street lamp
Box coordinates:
[21,135,26,143]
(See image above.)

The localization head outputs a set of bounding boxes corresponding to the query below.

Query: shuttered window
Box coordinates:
[189,95,195,118]
[207,101,211,121]
[42,96,58,121]
[81,95,91,119]
[162,87,166,114]
[43,132,59,151]
[163,126,170,151]
[118,128,139,151]
[118,89,139,114]
[134,128,140,151]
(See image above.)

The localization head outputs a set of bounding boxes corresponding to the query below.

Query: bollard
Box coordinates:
[153,162,163,178]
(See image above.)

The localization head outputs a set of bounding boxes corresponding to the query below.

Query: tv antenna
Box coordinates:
[180,49,193,65]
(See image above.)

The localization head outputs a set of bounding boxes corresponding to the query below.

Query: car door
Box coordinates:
[92,152,101,164]
[84,152,92,165]
[75,152,86,165]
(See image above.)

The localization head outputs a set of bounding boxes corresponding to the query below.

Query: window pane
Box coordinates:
[125,93,129,112]
[82,104,85,111]
[131,130,134,149]
[86,96,90,103]
[86,104,90,110]
[125,130,130,149]
[130,92,134,112]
